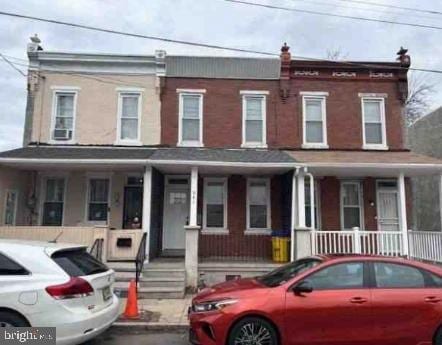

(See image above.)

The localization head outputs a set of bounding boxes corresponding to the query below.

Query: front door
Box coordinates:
[123,186,143,229]
[162,177,189,250]
[376,181,399,231]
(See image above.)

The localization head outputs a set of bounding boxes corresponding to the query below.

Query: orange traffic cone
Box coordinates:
[123,280,139,319]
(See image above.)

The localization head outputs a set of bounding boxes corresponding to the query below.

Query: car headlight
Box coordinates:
[193,299,238,313]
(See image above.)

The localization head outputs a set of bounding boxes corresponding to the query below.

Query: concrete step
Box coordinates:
[143,268,186,278]
[139,276,185,288]
[114,284,185,299]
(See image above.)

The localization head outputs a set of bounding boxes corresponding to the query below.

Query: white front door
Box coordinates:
[377,181,400,231]
[162,178,189,250]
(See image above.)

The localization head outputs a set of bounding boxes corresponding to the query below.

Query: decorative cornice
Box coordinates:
[293,70,319,76]
[332,71,357,77]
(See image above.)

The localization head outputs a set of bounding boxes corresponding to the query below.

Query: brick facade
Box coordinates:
[161,77,405,150]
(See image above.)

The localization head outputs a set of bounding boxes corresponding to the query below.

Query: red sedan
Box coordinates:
[189,255,442,345]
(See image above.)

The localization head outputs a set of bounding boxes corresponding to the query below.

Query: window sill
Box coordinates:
[177,141,204,148]
[201,228,229,235]
[241,143,268,149]
[49,140,77,145]
[245,229,272,235]
[362,144,388,150]
[302,143,329,149]
[114,140,142,146]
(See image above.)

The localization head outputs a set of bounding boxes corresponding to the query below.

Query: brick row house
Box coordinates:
[0,38,441,293]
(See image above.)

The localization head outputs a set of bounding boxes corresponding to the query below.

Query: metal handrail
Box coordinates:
[89,238,104,261]
[135,232,147,290]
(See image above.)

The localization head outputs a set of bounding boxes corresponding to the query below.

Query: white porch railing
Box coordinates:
[312,230,404,257]
[408,231,442,264]
[311,229,442,263]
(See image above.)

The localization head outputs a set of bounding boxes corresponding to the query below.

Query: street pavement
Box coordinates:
[85,328,189,345]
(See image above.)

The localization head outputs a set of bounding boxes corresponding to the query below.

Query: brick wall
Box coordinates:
[161,77,405,150]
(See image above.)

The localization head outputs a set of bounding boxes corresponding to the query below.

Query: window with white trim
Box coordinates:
[247,178,271,231]
[52,92,76,141]
[87,179,109,222]
[340,181,363,230]
[178,92,203,146]
[242,94,267,147]
[42,178,65,226]
[118,92,141,143]
[203,178,228,230]
[302,95,328,148]
[305,180,320,229]
[4,190,18,225]
[361,97,387,149]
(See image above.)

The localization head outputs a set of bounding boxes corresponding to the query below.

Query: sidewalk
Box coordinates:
[114,296,193,330]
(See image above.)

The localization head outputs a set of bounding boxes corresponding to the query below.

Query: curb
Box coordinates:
[111,322,189,333]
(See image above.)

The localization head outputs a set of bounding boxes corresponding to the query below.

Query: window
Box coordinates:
[3,190,17,226]
[52,248,108,277]
[241,92,267,147]
[374,263,426,288]
[178,91,204,146]
[87,178,109,222]
[203,178,227,231]
[305,180,320,229]
[0,253,28,275]
[42,178,65,226]
[52,90,77,141]
[302,93,328,148]
[247,178,271,232]
[305,262,364,290]
[361,97,387,149]
[118,92,141,144]
[341,181,363,230]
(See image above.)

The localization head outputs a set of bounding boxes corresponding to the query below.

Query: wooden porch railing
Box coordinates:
[311,229,442,263]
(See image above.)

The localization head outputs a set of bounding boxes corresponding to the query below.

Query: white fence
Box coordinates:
[312,229,442,263]
[408,231,442,264]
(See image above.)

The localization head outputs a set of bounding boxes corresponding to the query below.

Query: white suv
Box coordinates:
[0,240,120,345]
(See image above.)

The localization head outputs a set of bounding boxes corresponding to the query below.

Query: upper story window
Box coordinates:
[246,178,271,234]
[360,95,387,150]
[117,90,142,145]
[177,89,205,147]
[301,92,329,149]
[51,87,79,142]
[241,91,268,148]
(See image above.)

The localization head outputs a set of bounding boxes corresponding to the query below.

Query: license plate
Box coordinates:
[102,286,112,301]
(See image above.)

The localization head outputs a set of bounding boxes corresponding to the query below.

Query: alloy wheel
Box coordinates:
[234,321,273,345]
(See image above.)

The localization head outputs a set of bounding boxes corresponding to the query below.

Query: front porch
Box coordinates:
[0,146,441,292]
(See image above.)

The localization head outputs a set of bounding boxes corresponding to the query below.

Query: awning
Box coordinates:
[286,150,442,176]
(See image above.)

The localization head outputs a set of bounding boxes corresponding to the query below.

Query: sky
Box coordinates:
[0,0,442,151]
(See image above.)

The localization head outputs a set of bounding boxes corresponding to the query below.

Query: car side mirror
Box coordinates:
[293,281,313,295]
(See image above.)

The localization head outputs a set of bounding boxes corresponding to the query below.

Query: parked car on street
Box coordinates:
[189,255,442,345]
[0,240,120,345]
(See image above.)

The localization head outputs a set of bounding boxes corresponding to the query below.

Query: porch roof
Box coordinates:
[286,150,442,176]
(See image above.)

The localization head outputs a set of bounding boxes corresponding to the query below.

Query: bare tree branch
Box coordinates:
[405,72,436,126]
[326,47,349,61]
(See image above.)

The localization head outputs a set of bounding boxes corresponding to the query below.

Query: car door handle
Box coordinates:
[349,297,368,304]
[424,296,441,303]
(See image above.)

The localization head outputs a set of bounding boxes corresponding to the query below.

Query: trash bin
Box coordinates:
[272,230,290,263]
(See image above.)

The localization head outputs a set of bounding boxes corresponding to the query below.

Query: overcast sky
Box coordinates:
[0,0,441,151]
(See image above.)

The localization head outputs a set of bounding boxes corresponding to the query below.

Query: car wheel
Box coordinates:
[228,317,278,345]
[435,328,442,345]
[0,311,30,327]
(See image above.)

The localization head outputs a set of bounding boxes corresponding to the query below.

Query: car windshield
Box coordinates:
[257,258,322,287]
[52,248,109,277]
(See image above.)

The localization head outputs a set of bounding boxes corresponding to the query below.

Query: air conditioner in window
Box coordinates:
[53,129,72,140]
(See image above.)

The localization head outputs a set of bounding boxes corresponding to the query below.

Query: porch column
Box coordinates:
[290,170,297,261]
[185,166,200,291]
[297,170,306,228]
[142,165,152,260]
[398,173,409,256]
